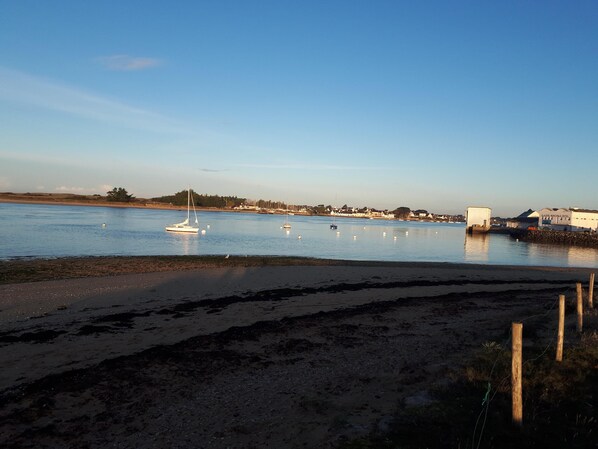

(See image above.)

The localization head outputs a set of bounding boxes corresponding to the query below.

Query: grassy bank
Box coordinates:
[342,316,598,449]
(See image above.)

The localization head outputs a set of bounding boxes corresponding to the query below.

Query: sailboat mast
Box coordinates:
[187,188,191,222]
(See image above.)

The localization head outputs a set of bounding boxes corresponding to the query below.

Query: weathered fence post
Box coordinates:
[576,282,583,333]
[512,322,523,426]
[556,295,565,362]
[589,273,595,309]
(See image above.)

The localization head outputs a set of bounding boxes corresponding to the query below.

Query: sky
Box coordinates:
[1,1,597,216]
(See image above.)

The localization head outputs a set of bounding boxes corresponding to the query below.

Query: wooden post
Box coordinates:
[589,273,595,309]
[576,282,583,333]
[556,295,565,362]
[512,322,523,426]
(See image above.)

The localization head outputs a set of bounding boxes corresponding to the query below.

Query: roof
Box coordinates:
[516,209,535,218]
[570,208,598,214]
[539,207,598,214]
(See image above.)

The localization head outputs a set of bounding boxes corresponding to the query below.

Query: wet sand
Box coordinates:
[0,257,591,448]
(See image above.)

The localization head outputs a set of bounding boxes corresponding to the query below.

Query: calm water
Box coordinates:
[1,203,597,267]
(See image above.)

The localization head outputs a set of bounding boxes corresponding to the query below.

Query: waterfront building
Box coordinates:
[466,206,492,233]
[538,208,598,232]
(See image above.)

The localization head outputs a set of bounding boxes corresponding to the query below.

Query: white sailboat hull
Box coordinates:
[165,225,199,233]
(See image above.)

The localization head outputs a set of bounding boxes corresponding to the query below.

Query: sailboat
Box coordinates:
[330,198,338,229]
[330,210,338,230]
[165,188,199,234]
[282,205,291,229]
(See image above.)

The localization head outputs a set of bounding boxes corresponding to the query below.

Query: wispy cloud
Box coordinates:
[0,67,186,133]
[55,186,87,192]
[55,185,112,194]
[95,55,162,71]
[237,163,390,171]
[199,168,229,173]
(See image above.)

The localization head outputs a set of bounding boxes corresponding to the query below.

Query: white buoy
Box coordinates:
[201,229,206,235]
[101,223,106,228]
[297,235,302,239]
[207,224,210,229]
[394,236,397,240]
[353,235,357,240]
[383,231,386,237]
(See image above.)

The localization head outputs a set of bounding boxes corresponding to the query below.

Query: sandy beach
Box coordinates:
[0,257,592,448]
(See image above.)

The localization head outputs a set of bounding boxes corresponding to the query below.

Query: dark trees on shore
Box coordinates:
[393,207,411,219]
[106,187,134,202]
[154,191,245,208]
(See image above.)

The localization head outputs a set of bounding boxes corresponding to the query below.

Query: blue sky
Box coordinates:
[1,1,597,216]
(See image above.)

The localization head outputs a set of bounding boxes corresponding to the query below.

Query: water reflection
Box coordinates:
[567,246,598,266]
[464,233,489,262]
[166,232,198,256]
[527,242,598,267]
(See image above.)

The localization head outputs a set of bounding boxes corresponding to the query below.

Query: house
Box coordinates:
[506,209,540,229]
[410,209,429,219]
[537,208,598,232]
[466,206,491,233]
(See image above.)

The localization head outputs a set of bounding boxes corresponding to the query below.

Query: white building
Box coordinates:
[538,208,598,232]
[466,206,492,232]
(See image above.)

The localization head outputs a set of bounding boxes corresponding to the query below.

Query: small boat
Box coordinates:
[330,202,338,230]
[165,188,199,234]
[282,207,291,229]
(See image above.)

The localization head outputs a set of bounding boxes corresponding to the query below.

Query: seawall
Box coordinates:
[510,229,598,248]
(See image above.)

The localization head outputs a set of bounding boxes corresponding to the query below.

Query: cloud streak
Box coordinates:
[199,168,229,173]
[95,55,162,71]
[0,67,186,133]
[54,184,111,194]
[236,163,390,171]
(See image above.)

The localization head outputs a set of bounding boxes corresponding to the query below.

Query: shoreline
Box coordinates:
[0,255,590,286]
[0,258,594,448]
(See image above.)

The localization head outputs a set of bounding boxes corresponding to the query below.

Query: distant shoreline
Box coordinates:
[0,192,466,223]
[0,193,380,219]
[0,193,254,213]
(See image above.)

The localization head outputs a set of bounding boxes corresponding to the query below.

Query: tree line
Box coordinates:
[152,190,246,208]
[105,187,413,218]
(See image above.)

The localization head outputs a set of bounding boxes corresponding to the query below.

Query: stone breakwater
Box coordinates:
[511,229,598,248]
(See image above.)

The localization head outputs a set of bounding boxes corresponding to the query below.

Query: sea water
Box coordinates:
[1,203,597,267]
